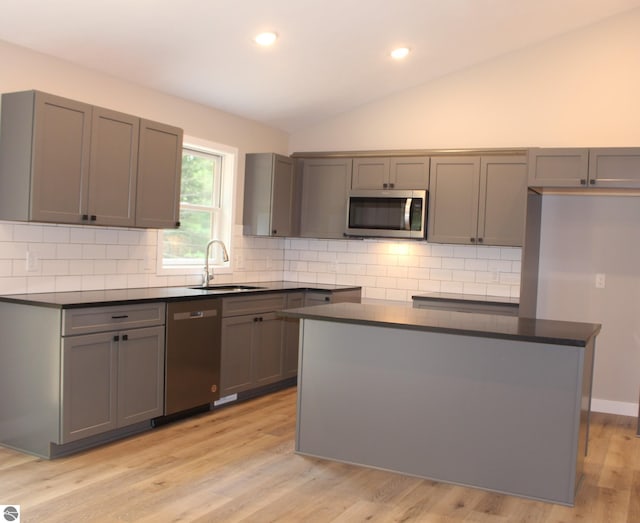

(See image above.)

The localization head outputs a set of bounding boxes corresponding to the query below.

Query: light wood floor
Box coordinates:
[1,386,639,522]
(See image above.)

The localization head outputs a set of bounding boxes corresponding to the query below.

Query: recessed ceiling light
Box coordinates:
[391,47,410,60]
[254,32,278,46]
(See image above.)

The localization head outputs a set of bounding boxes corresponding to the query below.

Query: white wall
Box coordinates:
[287,9,640,412]
[290,8,640,151]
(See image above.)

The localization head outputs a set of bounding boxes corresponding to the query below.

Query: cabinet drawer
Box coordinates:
[62,302,166,336]
[222,293,287,317]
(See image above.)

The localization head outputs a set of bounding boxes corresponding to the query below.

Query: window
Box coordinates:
[159,139,236,274]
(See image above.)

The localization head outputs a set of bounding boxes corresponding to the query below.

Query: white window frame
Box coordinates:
[157,136,237,276]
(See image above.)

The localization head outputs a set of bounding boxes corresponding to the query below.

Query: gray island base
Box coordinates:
[281,303,600,506]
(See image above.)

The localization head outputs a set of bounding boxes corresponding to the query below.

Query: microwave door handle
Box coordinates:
[403,198,412,230]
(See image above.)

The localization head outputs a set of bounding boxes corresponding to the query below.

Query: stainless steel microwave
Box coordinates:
[345,190,427,239]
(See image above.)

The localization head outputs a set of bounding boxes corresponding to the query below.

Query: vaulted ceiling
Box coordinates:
[1,0,639,132]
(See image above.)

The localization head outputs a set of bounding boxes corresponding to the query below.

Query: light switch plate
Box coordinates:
[595,273,606,288]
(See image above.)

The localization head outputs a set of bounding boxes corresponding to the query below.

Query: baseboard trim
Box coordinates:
[591,398,639,417]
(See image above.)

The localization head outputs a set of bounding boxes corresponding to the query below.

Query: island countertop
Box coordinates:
[280,302,601,347]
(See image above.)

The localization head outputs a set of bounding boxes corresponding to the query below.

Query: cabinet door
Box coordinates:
[390,156,430,190]
[271,154,295,236]
[254,312,284,387]
[300,158,352,238]
[31,92,92,224]
[61,332,117,443]
[283,293,304,378]
[428,157,481,244]
[117,326,165,427]
[220,315,254,395]
[477,156,527,247]
[351,158,390,189]
[588,148,640,188]
[136,119,183,228]
[87,108,139,227]
[528,148,589,187]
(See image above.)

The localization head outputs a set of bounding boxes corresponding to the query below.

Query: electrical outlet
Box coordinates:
[595,273,606,289]
[25,251,38,272]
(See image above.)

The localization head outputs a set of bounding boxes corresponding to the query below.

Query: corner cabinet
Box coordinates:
[0,90,182,228]
[299,157,352,238]
[351,156,429,190]
[243,153,295,237]
[428,155,527,246]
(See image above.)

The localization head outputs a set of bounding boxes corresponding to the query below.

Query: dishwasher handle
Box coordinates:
[173,309,218,321]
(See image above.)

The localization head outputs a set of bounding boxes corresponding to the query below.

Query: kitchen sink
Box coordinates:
[189,285,266,292]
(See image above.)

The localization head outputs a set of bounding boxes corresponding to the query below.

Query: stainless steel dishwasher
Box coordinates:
[165,299,222,415]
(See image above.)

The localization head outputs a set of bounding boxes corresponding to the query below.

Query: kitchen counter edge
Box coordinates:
[279,302,601,347]
[0,282,362,309]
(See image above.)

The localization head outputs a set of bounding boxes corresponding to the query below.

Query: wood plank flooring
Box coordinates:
[1,386,639,522]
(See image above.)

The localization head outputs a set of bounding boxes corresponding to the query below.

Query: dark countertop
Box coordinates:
[0,282,362,309]
[412,291,519,306]
[280,302,601,347]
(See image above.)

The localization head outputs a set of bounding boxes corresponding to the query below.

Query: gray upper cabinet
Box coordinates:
[299,157,352,238]
[351,156,429,190]
[588,148,640,188]
[243,153,295,237]
[0,90,182,228]
[429,155,526,246]
[528,148,589,187]
[529,147,640,189]
[135,119,183,228]
[0,91,92,224]
[88,107,139,227]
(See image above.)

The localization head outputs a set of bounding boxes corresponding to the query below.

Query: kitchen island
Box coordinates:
[280,302,600,506]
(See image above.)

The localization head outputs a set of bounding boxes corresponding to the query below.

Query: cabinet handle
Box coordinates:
[389,183,395,189]
[90,215,97,221]
[253,317,258,322]
[82,214,89,221]
[383,183,388,189]
[470,238,476,243]
[580,179,587,185]
[113,335,119,342]
[589,179,596,185]
[111,315,129,319]
[478,238,484,243]
[175,221,181,227]
[324,296,330,302]
[272,229,277,235]
[122,334,128,341]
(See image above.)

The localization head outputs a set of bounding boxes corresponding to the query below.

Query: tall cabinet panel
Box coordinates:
[300,158,352,238]
[30,92,92,224]
[428,157,481,244]
[135,119,183,228]
[88,108,139,227]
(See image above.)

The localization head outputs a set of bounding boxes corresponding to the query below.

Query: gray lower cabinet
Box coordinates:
[299,157,352,238]
[220,293,288,396]
[351,156,429,190]
[243,153,296,236]
[0,89,182,228]
[61,303,165,444]
[428,155,527,246]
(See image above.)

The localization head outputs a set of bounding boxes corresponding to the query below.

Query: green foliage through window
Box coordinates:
[163,148,222,265]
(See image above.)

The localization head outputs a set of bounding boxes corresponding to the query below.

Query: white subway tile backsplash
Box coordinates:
[1,220,521,302]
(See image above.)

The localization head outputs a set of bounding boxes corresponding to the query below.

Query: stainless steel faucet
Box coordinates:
[202,239,230,286]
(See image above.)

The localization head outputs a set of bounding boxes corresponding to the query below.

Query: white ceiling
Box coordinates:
[1,0,640,133]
